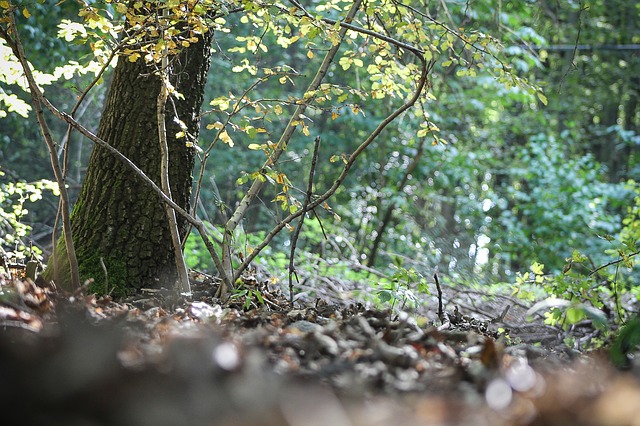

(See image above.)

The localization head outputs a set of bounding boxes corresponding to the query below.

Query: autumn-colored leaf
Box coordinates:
[219,130,234,147]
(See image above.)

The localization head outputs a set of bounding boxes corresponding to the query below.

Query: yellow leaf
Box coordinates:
[0,2,10,9]
[115,3,127,13]
[22,7,30,18]
[128,52,140,62]
[331,112,339,120]
[219,130,234,147]
[307,50,314,59]
[206,121,224,130]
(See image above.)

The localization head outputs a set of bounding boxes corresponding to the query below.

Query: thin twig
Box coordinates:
[490,305,511,323]
[312,209,328,240]
[434,273,444,324]
[190,74,273,240]
[588,250,640,277]
[99,256,109,294]
[286,0,424,56]
[288,136,321,304]
[560,0,587,88]
[613,260,623,324]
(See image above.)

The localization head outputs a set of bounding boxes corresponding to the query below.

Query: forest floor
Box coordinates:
[1,269,640,426]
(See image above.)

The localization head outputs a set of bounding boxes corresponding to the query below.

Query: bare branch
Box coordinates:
[288,136,321,304]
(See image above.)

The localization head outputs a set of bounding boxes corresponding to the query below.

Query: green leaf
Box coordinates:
[537,91,548,106]
[338,57,352,71]
[531,262,544,275]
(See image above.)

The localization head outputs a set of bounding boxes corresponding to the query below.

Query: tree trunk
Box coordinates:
[48,33,213,296]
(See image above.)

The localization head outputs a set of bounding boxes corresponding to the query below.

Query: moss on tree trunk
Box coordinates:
[47,33,213,297]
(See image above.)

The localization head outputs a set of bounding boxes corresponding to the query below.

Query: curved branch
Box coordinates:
[191,73,273,228]
[158,6,190,293]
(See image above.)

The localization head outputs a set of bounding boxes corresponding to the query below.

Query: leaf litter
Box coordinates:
[1,269,640,426]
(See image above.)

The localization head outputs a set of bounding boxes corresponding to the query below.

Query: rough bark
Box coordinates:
[48,32,213,296]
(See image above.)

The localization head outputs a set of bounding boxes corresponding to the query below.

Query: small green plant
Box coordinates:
[376,265,430,313]
[514,260,611,331]
[512,217,640,353]
[0,172,58,264]
[229,281,265,310]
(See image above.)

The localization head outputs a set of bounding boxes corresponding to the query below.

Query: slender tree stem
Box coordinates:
[1,11,80,290]
[434,273,444,324]
[157,6,190,293]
